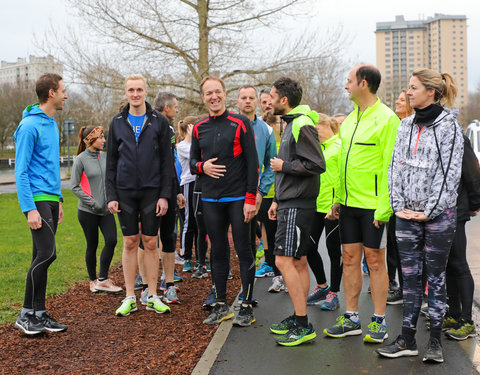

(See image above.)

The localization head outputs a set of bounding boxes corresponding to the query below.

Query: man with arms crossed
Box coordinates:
[323,64,400,343]
[268,77,325,346]
[107,74,173,316]
[14,73,68,335]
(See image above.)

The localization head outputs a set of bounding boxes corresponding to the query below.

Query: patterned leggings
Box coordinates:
[396,207,456,339]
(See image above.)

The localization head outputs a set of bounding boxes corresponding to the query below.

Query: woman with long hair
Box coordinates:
[71,126,121,293]
[377,70,463,363]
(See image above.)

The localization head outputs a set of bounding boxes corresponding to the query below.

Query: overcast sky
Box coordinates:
[1,0,479,90]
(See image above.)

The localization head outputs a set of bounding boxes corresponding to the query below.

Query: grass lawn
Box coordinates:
[0,190,123,324]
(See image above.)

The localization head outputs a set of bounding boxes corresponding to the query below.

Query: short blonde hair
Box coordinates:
[317,113,339,134]
[124,74,147,88]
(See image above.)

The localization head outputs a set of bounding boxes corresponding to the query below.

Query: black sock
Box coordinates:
[166,282,174,289]
[401,327,416,343]
[295,314,308,328]
[98,278,106,282]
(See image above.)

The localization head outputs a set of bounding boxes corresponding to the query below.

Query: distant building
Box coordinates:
[376,14,468,109]
[0,55,63,87]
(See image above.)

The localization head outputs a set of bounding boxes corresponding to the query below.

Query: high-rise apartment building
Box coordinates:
[0,55,63,87]
[376,14,468,109]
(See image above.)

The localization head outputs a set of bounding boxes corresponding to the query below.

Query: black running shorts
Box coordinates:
[117,188,160,236]
[339,205,386,249]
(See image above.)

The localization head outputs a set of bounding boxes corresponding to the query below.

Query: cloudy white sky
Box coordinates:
[1,0,480,89]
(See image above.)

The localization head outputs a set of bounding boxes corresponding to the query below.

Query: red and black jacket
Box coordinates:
[190,109,259,205]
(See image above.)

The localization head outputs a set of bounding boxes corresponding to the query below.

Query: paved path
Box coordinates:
[207,219,480,375]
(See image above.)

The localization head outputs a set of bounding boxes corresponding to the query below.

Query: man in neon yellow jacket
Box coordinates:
[323,64,400,344]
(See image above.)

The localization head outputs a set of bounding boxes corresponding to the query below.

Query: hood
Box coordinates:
[22,103,51,120]
[284,105,319,124]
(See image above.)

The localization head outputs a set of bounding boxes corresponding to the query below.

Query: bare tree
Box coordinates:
[458,83,480,127]
[39,0,349,109]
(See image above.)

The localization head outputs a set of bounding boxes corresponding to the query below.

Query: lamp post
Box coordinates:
[63,119,76,170]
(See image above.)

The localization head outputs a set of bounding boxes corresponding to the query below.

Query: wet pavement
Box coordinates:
[210,222,480,375]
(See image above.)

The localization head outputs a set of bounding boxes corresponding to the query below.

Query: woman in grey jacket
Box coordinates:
[71,126,121,294]
[377,69,463,363]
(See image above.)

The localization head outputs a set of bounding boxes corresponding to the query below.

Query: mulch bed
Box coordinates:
[0,260,241,375]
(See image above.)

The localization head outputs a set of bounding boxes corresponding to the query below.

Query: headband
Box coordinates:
[83,127,104,146]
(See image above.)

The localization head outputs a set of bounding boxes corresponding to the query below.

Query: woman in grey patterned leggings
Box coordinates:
[376,69,464,364]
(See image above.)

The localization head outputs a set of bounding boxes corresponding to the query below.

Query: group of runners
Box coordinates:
[13,63,480,365]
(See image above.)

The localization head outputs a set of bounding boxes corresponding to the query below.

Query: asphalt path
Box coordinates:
[210,219,480,375]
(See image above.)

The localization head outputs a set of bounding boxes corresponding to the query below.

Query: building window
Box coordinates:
[385,42,391,46]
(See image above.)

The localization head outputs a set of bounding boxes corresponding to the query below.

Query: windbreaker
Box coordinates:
[389,108,463,219]
[457,134,480,222]
[274,105,325,209]
[336,98,400,222]
[71,149,110,216]
[316,134,341,213]
[14,103,62,213]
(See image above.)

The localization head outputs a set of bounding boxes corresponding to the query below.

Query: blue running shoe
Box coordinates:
[307,285,330,306]
[362,257,369,275]
[182,260,193,272]
[134,274,143,290]
[321,292,340,311]
[203,286,216,309]
[255,262,274,278]
[174,270,183,282]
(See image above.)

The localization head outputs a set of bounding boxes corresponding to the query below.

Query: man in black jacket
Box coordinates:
[106,74,173,316]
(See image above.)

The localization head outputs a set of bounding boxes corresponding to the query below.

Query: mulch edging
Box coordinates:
[0,261,241,375]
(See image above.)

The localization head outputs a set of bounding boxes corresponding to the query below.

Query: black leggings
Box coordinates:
[78,210,117,281]
[386,215,403,289]
[257,197,281,276]
[446,220,474,322]
[23,201,58,311]
[306,212,342,292]
[203,200,254,303]
[159,193,177,253]
[181,181,197,260]
[193,192,209,265]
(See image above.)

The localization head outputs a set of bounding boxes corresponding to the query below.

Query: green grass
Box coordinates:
[0,190,123,324]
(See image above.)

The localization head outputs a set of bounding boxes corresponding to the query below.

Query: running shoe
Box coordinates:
[95,279,122,293]
[323,314,362,338]
[146,295,171,314]
[39,312,67,332]
[423,338,443,363]
[164,286,181,304]
[115,297,138,316]
[386,289,403,305]
[420,304,429,318]
[227,270,233,280]
[174,253,185,265]
[270,315,296,335]
[140,288,149,305]
[237,293,259,307]
[203,286,216,309]
[183,259,193,272]
[276,323,316,347]
[321,292,339,311]
[89,280,99,293]
[206,263,211,272]
[192,265,208,279]
[268,276,285,293]
[232,304,256,327]
[14,312,44,335]
[363,317,388,343]
[194,261,200,271]
[376,335,418,358]
[174,270,183,282]
[307,285,330,306]
[203,303,234,324]
[442,315,458,331]
[362,257,369,275]
[134,274,143,290]
[388,279,399,292]
[445,319,477,340]
[256,240,264,259]
[255,262,274,278]
[160,280,180,292]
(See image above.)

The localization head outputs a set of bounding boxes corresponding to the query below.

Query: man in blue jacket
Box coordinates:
[14,73,68,335]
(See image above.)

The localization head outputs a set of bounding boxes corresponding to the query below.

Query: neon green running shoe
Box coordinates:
[115,297,138,316]
[363,317,388,343]
[442,316,458,331]
[146,295,171,314]
[445,320,477,341]
[270,315,296,335]
[276,323,317,346]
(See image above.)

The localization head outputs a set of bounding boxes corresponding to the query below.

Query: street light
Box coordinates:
[63,119,76,171]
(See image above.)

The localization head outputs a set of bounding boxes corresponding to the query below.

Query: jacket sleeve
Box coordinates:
[258,127,277,197]
[462,135,480,212]
[375,114,400,221]
[105,119,119,203]
[190,124,204,174]
[388,121,407,214]
[71,156,96,209]
[158,119,174,199]
[424,120,464,219]
[240,119,259,205]
[14,124,37,213]
[282,124,325,177]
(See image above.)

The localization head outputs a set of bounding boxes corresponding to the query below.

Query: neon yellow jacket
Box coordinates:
[336,98,400,222]
[316,134,341,213]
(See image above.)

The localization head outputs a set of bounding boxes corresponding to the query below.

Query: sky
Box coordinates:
[1,0,479,90]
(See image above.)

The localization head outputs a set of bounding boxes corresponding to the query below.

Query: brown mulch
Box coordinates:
[0,260,241,375]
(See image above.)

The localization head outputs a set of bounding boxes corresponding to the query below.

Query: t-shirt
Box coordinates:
[128,113,146,142]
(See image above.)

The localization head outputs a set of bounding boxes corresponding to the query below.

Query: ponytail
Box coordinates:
[76,126,96,155]
[440,73,457,108]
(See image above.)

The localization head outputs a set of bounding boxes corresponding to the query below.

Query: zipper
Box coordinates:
[344,108,364,206]
[354,142,376,146]
[413,125,426,156]
[374,175,378,196]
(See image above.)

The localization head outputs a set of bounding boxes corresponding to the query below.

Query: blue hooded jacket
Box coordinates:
[14,104,62,213]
